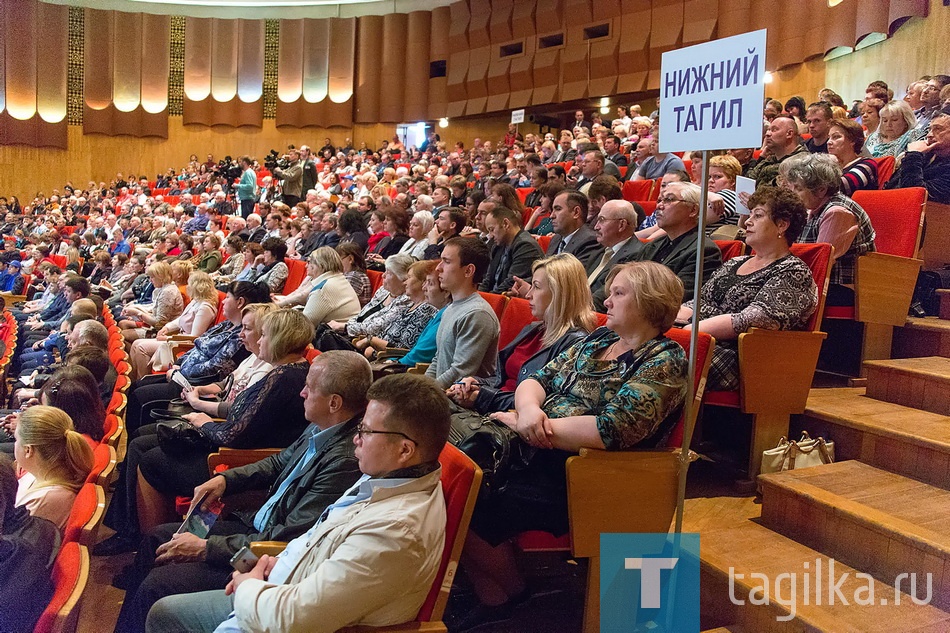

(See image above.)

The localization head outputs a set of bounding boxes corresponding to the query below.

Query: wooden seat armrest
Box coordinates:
[566,448,680,558]
[374,348,410,361]
[0,293,27,303]
[207,448,283,474]
[737,328,826,414]
[168,334,198,342]
[407,363,430,375]
[169,340,196,356]
[854,252,922,326]
[250,541,288,557]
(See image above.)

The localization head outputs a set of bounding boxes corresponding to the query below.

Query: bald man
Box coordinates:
[747,116,808,187]
[587,200,643,311]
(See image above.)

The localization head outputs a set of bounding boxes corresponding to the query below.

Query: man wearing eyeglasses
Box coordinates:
[588,199,643,312]
[146,373,451,633]
[113,351,372,633]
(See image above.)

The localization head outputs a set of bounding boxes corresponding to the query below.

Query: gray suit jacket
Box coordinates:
[587,237,644,312]
[546,224,603,270]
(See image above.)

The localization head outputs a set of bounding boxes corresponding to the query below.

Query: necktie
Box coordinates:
[587,248,614,284]
[556,238,566,254]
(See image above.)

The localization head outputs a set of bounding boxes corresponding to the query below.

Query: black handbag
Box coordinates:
[312,324,357,352]
[448,405,534,500]
[155,420,214,453]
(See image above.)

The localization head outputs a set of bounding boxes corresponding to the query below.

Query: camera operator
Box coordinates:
[273,148,303,208]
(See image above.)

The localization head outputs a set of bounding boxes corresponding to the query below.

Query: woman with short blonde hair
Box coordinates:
[119,260,184,344]
[14,405,93,530]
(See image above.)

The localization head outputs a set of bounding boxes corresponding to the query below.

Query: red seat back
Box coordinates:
[415,444,482,622]
[477,292,508,321]
[498,297,536,348]
[213,290,227,324]
[536,234,552,253]
[851,187,926,258]
[715,240,747,262]
[305,347,321,363]
[367,270,384,295]
[33,541,89,633]
[622,179,654,202]
[63,483,99,546]
[663,328,715,448]
[283,258,308,294]
[789,242,833,331]
[49,255,68,269]
[516,187,534,205]
[638,201,657,218]
[873,155,895,187]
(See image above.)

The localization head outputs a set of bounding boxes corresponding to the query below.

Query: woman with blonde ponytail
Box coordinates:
[13,405,93,530]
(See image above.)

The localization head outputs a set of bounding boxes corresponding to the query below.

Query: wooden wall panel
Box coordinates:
[560,20,589,103]
[5,0,37,120]
[446,50,470,118]
[508,39,535,109]
[0,112,66,149]
[617,0,650,95]
[448,0,470,49]
[489,0,513,44]
[378,13,408,122]
[592,0,622,21]
[184,18,213,101]
[825,1,860,59]
[562,0,593,26]
[404,11,431,122]
[588,20,619,98]
[534,0,562,35]
[468,0,492,49]
[0,5,5,114]
[465,45,491,115]
[718,0,751,39]
[855,1,890,43]
[428,6,451,120]
[510,0,535,39]
[355,15,382,123]
[683,0,718,46]
[36,2,68,124]
[485,54,511,113]
[531,47,560,106]
[749,0,780,72]
[141,14,171,112]
[648,0,683,90]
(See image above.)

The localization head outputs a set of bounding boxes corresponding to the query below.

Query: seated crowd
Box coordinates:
[0,73,947,633]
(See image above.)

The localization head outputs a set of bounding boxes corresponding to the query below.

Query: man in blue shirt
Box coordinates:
[111,351,372,633]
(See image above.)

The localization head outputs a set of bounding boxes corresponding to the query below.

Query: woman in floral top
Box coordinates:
[458,261,688,628]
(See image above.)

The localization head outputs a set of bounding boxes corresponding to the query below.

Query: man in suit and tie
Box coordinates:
[545,190,602,269]
[587,200,643,312]
[549,133,577,164]
[480,206,544,293]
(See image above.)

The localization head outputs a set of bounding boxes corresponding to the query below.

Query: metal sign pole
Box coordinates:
[674,149,710,534]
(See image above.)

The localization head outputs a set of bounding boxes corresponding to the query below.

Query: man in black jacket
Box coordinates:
[111,351,373,633]
[479,206,544,293]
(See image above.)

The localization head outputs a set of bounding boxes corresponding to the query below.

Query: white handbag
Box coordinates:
[150,341,176,372]
[761,431,834,475]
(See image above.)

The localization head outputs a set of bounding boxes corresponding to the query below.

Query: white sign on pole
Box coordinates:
[659,29,767,153]
[510,109,525,124]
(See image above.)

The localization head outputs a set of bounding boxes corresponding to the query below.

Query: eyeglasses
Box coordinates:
[356,423,417,445]
[658,196,691,205]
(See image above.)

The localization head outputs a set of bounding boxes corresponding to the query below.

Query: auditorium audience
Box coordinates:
[864,100,916,158]
[301,246,362,326]
[118,262,184,345]
[328,253,415,339]
[885,112,950,203]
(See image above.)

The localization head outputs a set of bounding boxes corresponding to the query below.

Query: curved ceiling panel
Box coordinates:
[84,9,114,110]
[210,19,239,102]
[277,18,303,102]
[5,0,37,120]
[42,0,457,20]
[184,17,212,101]
[327,18,355,103]
[302,19,329,103]
[141,13,171,113]
[113,11,143,112]
[237,19,264,102]
[36,2,68,123]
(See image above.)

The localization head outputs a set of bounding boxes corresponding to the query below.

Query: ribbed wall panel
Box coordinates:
[428,6,450,119]
[302,19,330,103]
[83,9,113,110]
[210,19,238,102]
[328,18,355,103]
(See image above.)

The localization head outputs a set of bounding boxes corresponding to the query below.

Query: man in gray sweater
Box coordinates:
[427,237,499,389]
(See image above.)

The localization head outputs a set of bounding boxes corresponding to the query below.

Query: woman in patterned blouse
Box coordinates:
[676,186,818,391]
[458,261,688,627]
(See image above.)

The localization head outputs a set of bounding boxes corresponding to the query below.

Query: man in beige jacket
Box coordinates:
[145,373,451,633]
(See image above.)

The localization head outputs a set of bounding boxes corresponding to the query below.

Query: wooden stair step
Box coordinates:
[702,628,746,633]
[798,388,950,488]
[937,289,950,321]
[758,460,950,610]
[702,522,950,633]
[894,317,950,360]
[864,357,950,415]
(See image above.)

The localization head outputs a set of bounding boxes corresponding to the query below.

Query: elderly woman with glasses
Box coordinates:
[456,261,688,629]
[780,153,876,306]
[675,187,818,390]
